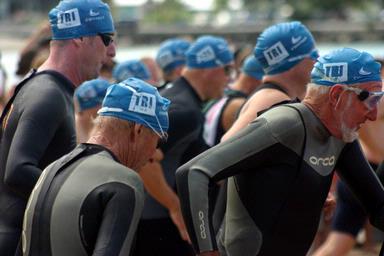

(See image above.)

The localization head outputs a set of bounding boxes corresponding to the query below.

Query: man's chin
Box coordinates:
[341,129,359,143]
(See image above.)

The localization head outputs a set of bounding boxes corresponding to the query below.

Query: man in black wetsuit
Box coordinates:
[176,48,384,256]
[22,78,170,256]
[0,1,116,254]
[134,35,234,256]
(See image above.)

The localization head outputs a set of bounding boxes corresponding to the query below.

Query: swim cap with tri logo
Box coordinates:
[49,0,115,40]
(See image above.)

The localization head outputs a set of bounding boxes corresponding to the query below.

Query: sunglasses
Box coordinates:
[223,65,236,78]
[344,87,384,109]
[98,33,114,47]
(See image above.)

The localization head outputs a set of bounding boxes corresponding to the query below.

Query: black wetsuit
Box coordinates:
[23,143,144,256]
[0,70,76,255]
[176,103,384,256]
[332,162,381,237]
[133,76,208,256]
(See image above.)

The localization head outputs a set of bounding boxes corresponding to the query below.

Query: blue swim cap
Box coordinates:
[98,78,170,138]
[49,0,115,40]
[186,35,234,69]
[254,21,318,75]
[112,60,151,83]
[75,78,110,111]
[242,55,264,80]
[156,38,191,73]
[311,48,381,86]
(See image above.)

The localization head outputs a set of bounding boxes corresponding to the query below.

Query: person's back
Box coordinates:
[0,0,116,254]
[222,21,319,141]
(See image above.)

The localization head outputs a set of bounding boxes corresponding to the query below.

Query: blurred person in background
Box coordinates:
[0,0,116,254]
[232,43,253,78]
[203,55,264,148]
[222,21,319,141]
[112,59,151,83]
[141,56,162,86]
[155,38,191,87]
[74,78,111,143]
[0,51,7,112]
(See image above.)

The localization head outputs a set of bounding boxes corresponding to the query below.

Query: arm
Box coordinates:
[4,84,68,198]
[139,157,190,242]
[91,179,144,256]
[222,89,290,141]
[176,118,286,254]
[336,141,384,230]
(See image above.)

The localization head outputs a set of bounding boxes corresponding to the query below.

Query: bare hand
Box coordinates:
[323,192,336,221]
[169,202,191,244]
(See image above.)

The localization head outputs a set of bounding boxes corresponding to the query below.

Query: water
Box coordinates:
[1,42,383,90]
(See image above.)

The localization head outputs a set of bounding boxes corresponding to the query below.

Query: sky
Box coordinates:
[113,0,214,11]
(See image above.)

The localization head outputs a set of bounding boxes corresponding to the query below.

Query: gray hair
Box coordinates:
[305,83,331,96]
[91,116,135,137]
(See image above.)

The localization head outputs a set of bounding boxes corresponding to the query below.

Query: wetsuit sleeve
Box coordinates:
[336,141,384,231]
[4,83,69,199]
[88,179,144,256]
[176,117,291,253]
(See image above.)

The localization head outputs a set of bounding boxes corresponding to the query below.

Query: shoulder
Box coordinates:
[79,152,144,191]
[258,104,305,145]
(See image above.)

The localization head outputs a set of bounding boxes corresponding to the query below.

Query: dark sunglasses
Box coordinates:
[98,33,114,47]
[223,65,235,77]
[344,87,384,110]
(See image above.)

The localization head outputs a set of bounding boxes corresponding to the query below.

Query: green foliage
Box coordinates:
[143,0,193,25]
[214,0,228,12]
[241,0,369,20]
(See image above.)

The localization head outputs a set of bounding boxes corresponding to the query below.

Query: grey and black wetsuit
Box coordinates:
[22,143,144,256]
[176,103,384,256]
[0,70,76,255]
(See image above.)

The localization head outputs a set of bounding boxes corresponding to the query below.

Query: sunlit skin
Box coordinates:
[334,82,381,142]
[304,81,382,143]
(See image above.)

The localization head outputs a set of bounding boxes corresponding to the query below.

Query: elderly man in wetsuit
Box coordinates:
[0,0,116,255]
[176,48,384,256]
[22,78,170,256]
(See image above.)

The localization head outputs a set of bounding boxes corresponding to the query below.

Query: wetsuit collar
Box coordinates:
[298,103,333,140]
[80,143,121,164]
[34,69,76,94]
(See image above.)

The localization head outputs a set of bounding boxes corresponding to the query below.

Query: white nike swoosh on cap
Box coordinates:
[89,10,100,16]
[291,36,302,44]
[358,67,372,75]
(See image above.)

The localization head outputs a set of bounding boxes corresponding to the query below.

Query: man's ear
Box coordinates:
[329,84,344,107]
[72,37,83,47]
[130,123,142,143]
